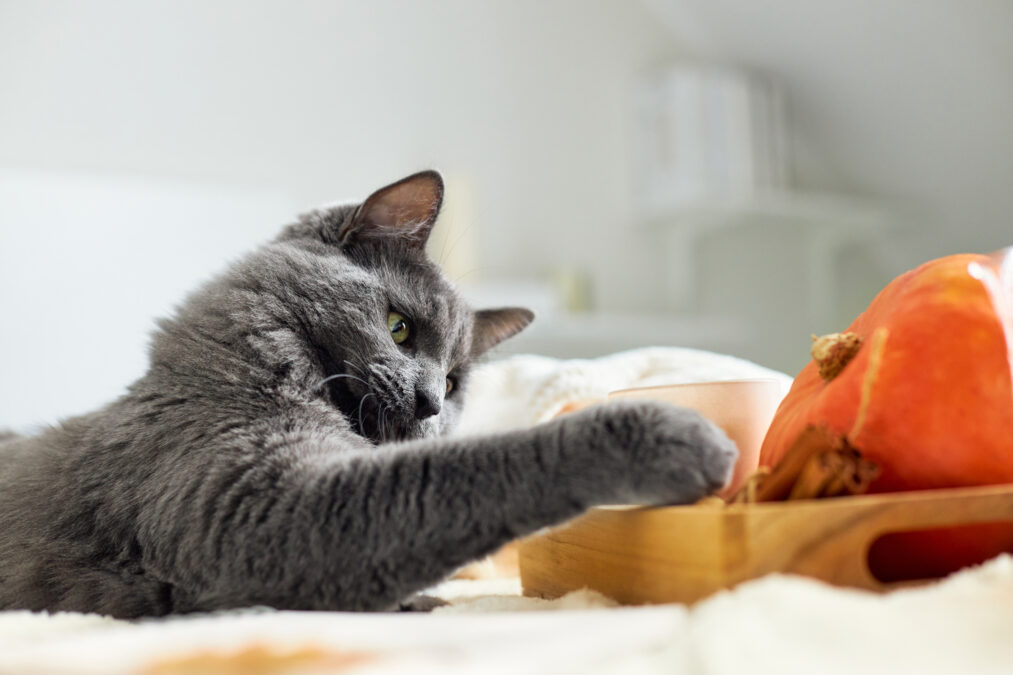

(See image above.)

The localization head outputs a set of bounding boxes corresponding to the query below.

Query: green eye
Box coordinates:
[387,311,411,345]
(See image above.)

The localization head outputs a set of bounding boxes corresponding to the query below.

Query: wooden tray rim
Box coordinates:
[595,482,1013,517]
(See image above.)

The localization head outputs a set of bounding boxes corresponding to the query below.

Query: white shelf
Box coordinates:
[641,191,900,324]
[642,191,896,237]
[496,311,750,360]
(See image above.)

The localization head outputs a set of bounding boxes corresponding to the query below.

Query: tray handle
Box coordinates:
[824,484,1013,591]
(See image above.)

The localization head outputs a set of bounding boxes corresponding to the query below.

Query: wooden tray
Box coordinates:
[519,484,1013,605]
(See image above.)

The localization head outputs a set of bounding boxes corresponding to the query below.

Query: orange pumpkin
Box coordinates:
[759,249,1013,580]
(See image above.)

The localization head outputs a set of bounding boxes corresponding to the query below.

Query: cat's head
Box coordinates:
[196,171,532,444]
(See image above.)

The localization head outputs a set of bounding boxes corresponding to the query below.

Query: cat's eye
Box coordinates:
[445,377,454,395]
[387,311,411,345]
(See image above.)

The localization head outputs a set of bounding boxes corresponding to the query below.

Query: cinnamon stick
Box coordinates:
[788,451,849,500]
[844,457,880,494]
[729,467,770,505]
[728,425,880,504]
[752,426,839,502]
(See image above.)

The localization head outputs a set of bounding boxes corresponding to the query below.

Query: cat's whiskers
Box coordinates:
[451,267,486,285]
[357,392,375,437]
[439,221,476,269]
[380,405,390,444]
[315,373,369,391]
[343,359,367,376]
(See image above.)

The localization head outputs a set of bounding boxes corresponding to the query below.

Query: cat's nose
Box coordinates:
[414,387,442,420]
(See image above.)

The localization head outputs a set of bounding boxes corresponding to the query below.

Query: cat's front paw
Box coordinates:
[602,400,738,506]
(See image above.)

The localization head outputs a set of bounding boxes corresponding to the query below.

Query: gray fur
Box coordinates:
[0,171,736,618]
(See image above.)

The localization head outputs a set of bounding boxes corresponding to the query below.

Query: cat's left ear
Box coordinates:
[340,170,444,249]
[471,308,535,357]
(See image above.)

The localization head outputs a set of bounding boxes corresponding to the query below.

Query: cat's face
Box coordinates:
[269,171,532,444]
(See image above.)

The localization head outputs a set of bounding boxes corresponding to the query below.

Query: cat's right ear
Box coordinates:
[338,171,444,249]
[471,307,535,357]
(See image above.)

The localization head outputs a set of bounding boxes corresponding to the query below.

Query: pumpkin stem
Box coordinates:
[811,332,863,381]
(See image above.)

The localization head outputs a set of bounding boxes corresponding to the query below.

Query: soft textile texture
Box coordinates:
[3,557,1012,674]
[4,347,1009,674]
[457,346,794,434]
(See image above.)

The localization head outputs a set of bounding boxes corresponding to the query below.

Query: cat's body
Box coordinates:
[0,172,736,618]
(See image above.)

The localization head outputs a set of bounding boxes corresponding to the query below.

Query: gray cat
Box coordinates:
[0,171,736,618]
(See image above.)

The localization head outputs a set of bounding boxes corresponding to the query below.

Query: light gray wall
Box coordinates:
[0,0,681,306]
[0,0,681,427]
[3,1,1011,428]
[643,0,1013,268]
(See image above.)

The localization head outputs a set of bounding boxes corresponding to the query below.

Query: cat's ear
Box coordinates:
[471,308,535,357]
[339,170,444,249]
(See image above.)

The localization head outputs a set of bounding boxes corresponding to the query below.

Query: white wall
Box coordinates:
[643,0,1013,269]
[0,0,681,428]
[0,170,297,428]
[4,1,1011,429]
[0,1,681,295]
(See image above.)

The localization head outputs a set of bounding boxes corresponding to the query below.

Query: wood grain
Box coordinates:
[519,484,1013,605]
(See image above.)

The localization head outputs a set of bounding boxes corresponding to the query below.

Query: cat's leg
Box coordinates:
[165,399,735,613]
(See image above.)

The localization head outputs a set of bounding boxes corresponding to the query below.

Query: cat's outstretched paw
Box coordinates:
[590,400,738,506]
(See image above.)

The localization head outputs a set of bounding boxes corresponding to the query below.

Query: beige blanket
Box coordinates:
[4,557,1013,674]
[457,346,793,433]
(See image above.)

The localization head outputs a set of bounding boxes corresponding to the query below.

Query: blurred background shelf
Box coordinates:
[464,190,901,371]
[492,311,749,360]
[644,191,900,324]
[641,191,896,234]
